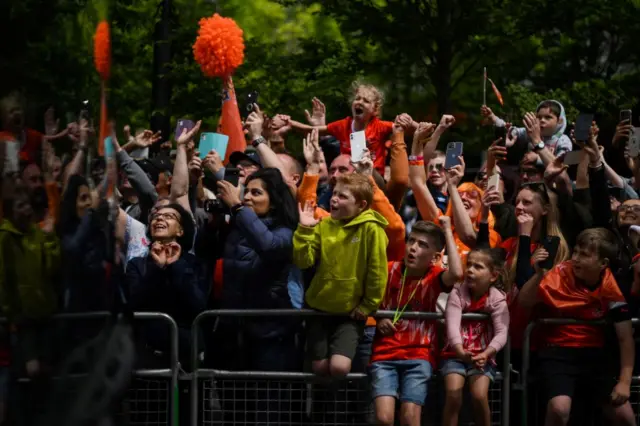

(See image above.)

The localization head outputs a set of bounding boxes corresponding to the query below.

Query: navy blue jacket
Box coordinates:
[221,207,296,338]
[126,253,207,355]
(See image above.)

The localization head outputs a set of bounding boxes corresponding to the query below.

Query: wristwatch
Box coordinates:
[252,136,266,148]
[532,141,545,151]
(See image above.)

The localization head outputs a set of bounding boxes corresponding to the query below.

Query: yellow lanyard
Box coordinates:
[392,268,423,325]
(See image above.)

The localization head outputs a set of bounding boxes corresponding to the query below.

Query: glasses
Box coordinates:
[427,164,444,173]
[520,181,550,201]
[151,212,180,222]
[619,205,640,214]
[459,190,480,199]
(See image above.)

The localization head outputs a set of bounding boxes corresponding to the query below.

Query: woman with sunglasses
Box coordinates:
[410,125,501,261]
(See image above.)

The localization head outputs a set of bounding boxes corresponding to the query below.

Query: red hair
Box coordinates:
[193,14,245,78]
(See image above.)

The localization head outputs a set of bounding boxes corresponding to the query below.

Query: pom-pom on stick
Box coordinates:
[193,14,245,79]
[94,21,111,81]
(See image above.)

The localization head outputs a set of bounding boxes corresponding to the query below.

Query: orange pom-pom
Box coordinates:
[94,21,111,81]
[193,14,244,79]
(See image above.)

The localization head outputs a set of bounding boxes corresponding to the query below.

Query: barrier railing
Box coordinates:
[190,309,511,426]
[9,311,179,426]
[521,317,640,426]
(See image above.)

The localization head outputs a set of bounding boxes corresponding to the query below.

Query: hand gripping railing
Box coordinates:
[190,309,511,426]
[520,317,640,426]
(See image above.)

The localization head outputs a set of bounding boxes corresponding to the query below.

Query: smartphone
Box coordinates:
[175,118,195,139]
[539,236,560,270]
[487,173,500,190]
[199,132,229,160]
[494,126,506,146]
[243,91,259,118]
[350,131,367,162]
[563,150,583,166]
[629,127,640,158]
[574,113,594,141]
[224,167,241,187]
[79,100,90,121]
[444,142,464,169]
[620,109,632,125]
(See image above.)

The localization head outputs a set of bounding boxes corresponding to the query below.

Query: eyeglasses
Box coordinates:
[619,205,640,214]
[459,190,480,199]
[427,164,444,173]
[151,212,180,222]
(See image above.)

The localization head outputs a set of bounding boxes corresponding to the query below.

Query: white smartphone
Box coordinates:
[630,127,640,158]
[350,131,367,162]
[487,173,500,190]
[563,150,583,166]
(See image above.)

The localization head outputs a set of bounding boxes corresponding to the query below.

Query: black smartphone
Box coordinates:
[79,100,90,121]
[539,236,560,270]
[574,113,594,142]
[620,109,632,125]
[243,91,259,118]
[224,167,241,187]
[444,142,464,169]
[494,126,507,146]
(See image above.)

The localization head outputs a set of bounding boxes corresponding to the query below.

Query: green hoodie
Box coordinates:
[0,219,59,320]
[293,209,389,315]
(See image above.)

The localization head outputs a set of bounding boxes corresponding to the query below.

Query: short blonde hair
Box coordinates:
[336,173,374,209]
[350,81,384,116]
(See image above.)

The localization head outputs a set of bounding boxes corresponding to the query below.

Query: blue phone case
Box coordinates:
[199,133,229,160]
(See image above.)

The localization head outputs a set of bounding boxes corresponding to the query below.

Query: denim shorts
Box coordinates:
[440,358,496,382]
[369,359,432,405]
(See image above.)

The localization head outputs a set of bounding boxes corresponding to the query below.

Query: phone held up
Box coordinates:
[204,168,241,214]
[243,91,259,119]
[620,109,632,125]
[574,113,594,142]
[349,131,367,163]
[539,235,560,270]
[444,142,464,169]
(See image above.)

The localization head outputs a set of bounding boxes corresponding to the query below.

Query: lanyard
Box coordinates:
[392,268,423,325]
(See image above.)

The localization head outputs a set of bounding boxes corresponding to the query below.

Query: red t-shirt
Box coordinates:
[326,116,393,175]
[371,262,447,367]
[441,293,492,360]
[0,128,44,163]
[537,261,627,348]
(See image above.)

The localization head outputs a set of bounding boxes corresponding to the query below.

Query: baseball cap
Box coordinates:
[229,149,262,168]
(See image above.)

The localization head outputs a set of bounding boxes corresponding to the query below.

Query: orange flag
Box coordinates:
[218,76,246,164]
[488,78,504,107]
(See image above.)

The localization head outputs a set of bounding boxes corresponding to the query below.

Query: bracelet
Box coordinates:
[409,160,425,166]
[230,203,244,215]
[408,155,424,162]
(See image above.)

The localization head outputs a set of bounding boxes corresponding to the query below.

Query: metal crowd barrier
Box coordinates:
[521,317,640,426]
[190,309,511,426]
[10,311,179,426]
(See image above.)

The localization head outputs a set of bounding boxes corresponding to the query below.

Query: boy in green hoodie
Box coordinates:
[294,172,388,377]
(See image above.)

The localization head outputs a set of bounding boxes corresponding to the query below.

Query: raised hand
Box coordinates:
[482,187,502,209]
[177,120,202,146]
[505,126,517,148]
[613,120,633,146]
[523,112,541,143]
[303,128,323,166]
[188,154,203,183]
[217,179,243,208]
[413,122,437,149]
[271,114,292,136]
[298,200,319,227]
[44,107,59,136]
[134,129,163,148]
[438,215,452,230]
[202,150,224,174]
[244,105,265,140]
[437,114,456,132]
[445,156,465,187]
[351,148,373,177]
[543,154,569,182]
[480,105,495,119]
[305,97,326,127]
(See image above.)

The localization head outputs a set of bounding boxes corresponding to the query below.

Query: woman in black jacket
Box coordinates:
[126,203,205,366]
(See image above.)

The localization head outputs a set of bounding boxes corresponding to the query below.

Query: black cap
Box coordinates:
[229,149,262,168]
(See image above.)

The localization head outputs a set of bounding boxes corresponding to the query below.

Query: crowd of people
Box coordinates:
[0,83,639,426]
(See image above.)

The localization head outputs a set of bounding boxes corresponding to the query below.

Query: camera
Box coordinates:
[204,198,229,215]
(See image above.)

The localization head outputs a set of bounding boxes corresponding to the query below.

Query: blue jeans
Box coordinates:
[353,326,376,373]
[440,358,496,382]
[369,359,433,405]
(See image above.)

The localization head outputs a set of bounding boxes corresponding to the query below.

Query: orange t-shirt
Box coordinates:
[537,261,627,348]
[326,116,393,175]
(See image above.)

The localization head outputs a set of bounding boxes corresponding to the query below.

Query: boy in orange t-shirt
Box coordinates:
[529,228,635,426]
[272,83,417,175]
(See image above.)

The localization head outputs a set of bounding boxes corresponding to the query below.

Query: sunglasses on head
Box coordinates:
[520,181,550,201]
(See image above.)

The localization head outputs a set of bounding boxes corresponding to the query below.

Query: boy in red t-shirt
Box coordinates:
[529,228,635,426]
[369,218,463,426]
[272,83,417,175]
